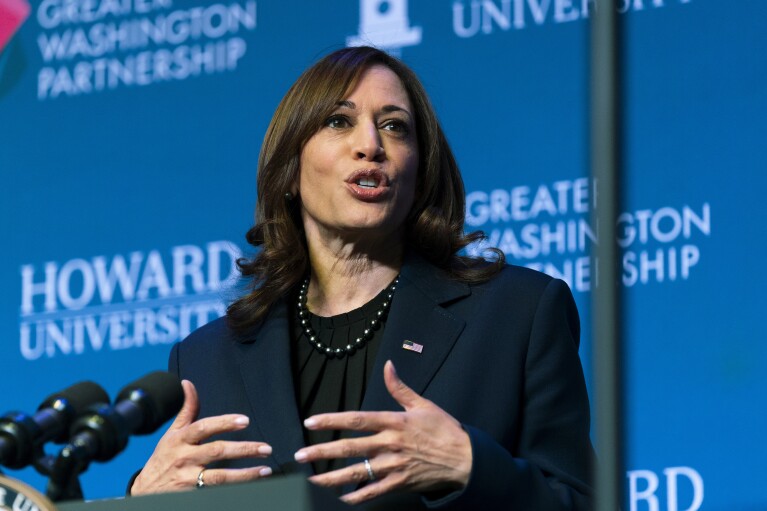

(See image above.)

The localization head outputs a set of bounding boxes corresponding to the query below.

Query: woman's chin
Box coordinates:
[326,221,405,246]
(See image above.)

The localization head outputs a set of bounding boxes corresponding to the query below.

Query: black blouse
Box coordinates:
[289,285,392,475]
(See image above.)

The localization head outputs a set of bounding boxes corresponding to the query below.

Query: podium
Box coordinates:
[56,475,350,511]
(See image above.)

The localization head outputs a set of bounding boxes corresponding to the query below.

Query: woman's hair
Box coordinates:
[227,46,504,331]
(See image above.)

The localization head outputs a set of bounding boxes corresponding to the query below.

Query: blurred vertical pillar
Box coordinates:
[590,1,624,511]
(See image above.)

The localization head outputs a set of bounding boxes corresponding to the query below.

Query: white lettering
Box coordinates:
[453,0,481,38]
[628,469,660,511]
[46,320,72,357]
[207,241,241,290]
[13,491,37,511]
[554,0,579,22]
[93,252,143,302]
[511,185,530,220]
[455,0,689,38]
[617,212,635,247]
[35,1,256,100]
[38,37,249,100]
[552,179,572,212]
[640,248,664,283]
[683,203,710,237]
[680,245,699,278]
[526,0,551,25]
[57,258,96,310]
[465,191,489,226]
[490,189,511,222]
[573,177,589,213]
[650,206,682,243]
[529,184,558,217]
[172,245,206,295]
[574,255,590,291]
[37,0,173,29]
[136,251,172,300]
[627,467,703,511]
[20,322,44,360]
[18,299,225,360]
[482,0,511,33]
[21,262,58,315]
[540,221,566,255]
[83,314,109,352]
[664,466,704,511]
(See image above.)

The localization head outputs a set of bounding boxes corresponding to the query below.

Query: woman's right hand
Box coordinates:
[130,379,273,495]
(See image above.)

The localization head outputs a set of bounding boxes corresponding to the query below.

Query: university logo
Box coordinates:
[18,241,242,360]
[347,0,422,56]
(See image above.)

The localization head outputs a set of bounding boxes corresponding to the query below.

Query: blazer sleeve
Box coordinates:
[425,278,594,510]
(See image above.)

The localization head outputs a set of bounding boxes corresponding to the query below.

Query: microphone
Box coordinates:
[0,381,110,469]
[63,371,184,463]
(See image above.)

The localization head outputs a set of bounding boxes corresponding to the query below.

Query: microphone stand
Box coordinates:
[44,443,87,502]
[41,400,135,502]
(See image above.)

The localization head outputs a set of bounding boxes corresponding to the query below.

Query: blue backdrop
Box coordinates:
[1,1,764,509]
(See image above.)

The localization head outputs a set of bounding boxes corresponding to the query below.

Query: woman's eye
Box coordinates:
[382,120,409,134]
[325,115,350,129]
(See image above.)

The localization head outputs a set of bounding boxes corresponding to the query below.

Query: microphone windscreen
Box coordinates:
[39,381,110,415]
[116,371,183,435]
[37,381,110,444]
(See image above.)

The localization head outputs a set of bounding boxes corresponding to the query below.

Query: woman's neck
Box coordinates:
[304,229,403,317]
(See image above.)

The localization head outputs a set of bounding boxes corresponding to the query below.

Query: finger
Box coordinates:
[295,436,385,464]
[303,410,402,432]
[201,465,273,487]
[185,414,252,444]
[200,440,273,464]
[169,380,200,430]
[341,473,406,505]
[383,360,423,410]
[308,460,375,488]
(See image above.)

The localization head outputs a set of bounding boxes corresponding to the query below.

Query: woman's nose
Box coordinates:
[352,122,384,161]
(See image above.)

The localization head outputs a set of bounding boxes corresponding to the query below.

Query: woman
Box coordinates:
[131,46,594,510]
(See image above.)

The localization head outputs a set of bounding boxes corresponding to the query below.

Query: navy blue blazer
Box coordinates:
[170,254,594,510]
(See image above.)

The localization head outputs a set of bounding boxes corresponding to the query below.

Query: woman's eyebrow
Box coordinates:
[335,101,411,117]
[381,104,412,117]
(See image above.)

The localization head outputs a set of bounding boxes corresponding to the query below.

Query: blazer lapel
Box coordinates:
[361,254,470,414]
[234,300,312,476]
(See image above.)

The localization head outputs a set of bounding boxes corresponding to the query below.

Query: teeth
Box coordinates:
[358,178,378,188]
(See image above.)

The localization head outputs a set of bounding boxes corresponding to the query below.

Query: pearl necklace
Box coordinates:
[296,276,399,359]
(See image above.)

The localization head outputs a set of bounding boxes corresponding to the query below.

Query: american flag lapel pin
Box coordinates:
[402,340,424,354]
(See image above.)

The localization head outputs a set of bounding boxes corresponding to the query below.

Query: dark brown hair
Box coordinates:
[227,46,504,331]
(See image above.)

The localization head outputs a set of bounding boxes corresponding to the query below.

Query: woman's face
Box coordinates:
[298,64,419,244]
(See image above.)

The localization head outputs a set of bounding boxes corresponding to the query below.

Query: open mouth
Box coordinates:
[356,177,380,189]
[346,169,390,200]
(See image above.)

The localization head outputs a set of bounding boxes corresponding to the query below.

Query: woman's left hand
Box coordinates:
[293,360,473,505]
